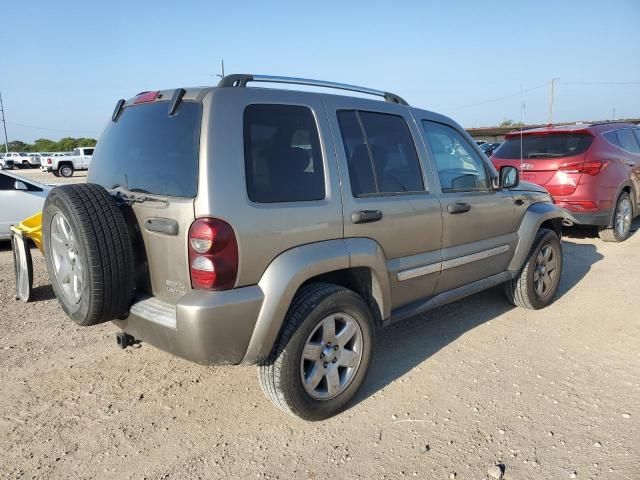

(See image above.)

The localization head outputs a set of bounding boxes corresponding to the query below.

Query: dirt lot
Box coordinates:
[1,170,638,479]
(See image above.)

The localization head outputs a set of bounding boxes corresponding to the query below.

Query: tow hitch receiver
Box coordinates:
[116,332,138,349]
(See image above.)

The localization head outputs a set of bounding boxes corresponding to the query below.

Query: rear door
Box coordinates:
[323,95,443,310]
[419,119,517,294]
[89,99,202,303]
[617,129,640,206]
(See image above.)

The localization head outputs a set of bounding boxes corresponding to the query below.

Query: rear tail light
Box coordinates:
[559,161,606,176]
[188,218,238,290]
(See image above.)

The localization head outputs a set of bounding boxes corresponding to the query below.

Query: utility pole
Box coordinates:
[0,92,8,154]
[547,77,560,125]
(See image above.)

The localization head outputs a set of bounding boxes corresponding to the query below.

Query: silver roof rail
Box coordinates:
[217,74,409,106]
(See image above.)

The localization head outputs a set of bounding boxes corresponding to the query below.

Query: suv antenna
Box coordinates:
[217,59,225,80]
[520,84,525,172]
[0,92,9,154]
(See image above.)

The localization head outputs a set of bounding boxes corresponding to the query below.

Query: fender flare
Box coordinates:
[507,202,566,271]
[240,238,391,364]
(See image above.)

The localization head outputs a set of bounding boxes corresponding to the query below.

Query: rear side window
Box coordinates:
[603,131,619,146]
[616,129,640,154]
[494,134,593,159]
[337,110,424,196]
[89,101,201,197]
[84,148,94,155]
[243,104,324,203]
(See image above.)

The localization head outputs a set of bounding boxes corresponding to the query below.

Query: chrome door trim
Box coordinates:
[396,245,510,281]
[441,244,510,270]
[396,262,441,281]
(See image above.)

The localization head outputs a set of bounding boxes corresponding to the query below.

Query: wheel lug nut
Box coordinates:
[323,362,328,368]
[320,353,324,359]
[333,345,339,351]
[332,358,337,364]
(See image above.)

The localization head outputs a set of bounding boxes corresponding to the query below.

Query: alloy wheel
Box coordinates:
[615,197,632,237]
[533,243,559,297]
[300,313,364,400]
[50,212,83,304]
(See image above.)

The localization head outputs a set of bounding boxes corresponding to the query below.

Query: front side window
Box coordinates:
[243,104,324,203]
[422,120,491,192]
[616,129,640,154]
[0,173,14,190]
[337,110,424,196]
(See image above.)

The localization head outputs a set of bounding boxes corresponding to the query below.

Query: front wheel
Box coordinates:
[259,283,375,421]
[505,228,562,310]
[598,192,633,242]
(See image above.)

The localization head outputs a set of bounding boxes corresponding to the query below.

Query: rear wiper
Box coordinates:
[110,185,168,205]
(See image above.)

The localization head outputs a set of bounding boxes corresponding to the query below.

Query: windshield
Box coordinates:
[89,101,201,197]
[494,134,593,159]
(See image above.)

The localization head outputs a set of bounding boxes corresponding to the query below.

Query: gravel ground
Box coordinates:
[1,170,638,479]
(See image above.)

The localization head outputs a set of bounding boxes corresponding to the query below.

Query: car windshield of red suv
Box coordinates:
[494,134,593,159]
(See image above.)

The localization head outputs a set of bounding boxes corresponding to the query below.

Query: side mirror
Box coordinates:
[14,180,28,191]
[499,165,519,189]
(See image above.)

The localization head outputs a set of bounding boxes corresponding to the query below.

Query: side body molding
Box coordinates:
[508,202,566,271]
[240,238,392,364]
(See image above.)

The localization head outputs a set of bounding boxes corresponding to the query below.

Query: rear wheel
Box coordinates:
[505,228,562,310]
[259,283,375,420]
[59,164,74,177]
[52,170,60,177]
[598,192,633,242]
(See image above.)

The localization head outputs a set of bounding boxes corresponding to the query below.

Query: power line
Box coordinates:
[6,121,100,135]
[449,83,547,110]
[559,81,640,85]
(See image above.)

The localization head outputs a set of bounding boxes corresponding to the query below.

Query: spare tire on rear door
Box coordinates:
[43,184,135,326]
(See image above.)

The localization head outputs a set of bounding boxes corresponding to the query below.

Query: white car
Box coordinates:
[0,170,52,240]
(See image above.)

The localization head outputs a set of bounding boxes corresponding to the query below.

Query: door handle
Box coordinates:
[351,210,383,224]
[447,202,471,214]
[624,160,636,167]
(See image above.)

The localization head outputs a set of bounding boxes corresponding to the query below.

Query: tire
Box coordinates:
[598,192,633,242]
[59,164,74,177]
[259,283,375,421]
[11,233,33,302]
[505,228,562,310]
[52,171,60,177]
[43,184,134,326]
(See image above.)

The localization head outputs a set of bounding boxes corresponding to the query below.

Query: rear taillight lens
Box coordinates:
[559,160,607,176]
[188,218,238,291]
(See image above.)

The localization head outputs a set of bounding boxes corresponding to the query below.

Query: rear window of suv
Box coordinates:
[89,101,201,197]
[493,133,593,159]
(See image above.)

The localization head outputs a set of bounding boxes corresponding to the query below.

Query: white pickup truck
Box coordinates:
[41,147,94,177]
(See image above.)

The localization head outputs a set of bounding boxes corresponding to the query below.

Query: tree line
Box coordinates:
[5,137,97,153]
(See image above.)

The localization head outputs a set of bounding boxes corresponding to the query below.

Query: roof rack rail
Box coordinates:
[217,74,409,106]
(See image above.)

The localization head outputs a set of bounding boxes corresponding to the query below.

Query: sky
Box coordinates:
[1,0,639,143]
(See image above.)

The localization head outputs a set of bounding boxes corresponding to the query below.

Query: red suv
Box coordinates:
[491,123,640,242]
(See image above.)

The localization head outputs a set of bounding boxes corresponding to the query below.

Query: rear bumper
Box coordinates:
[40,166,52,172]
[563,209,611,227]
[113,286,264,365]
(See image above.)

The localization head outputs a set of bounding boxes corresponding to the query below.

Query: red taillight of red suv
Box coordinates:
[188,218,238,290]
[559,160,607,176]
